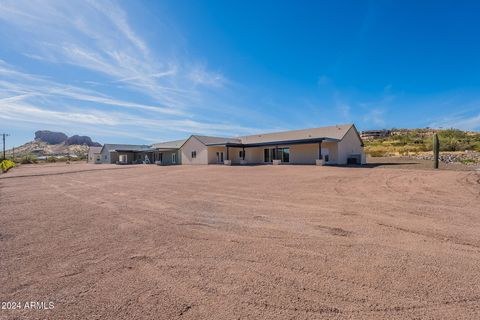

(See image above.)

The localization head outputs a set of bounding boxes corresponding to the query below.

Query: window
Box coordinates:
[191,151,197,159]
[172,153,177,164]
[104,155,107,160]
[239,150,245,158]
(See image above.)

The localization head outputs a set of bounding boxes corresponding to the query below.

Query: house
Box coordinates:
[95,123,365,166]
[180,124,365,165]
[360,129,391,140]
[87,146,102,164]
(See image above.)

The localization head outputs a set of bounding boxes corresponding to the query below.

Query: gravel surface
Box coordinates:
[1,163,479,319]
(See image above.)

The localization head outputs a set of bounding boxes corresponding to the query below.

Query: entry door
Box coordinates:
[216,152,224,163]
[322,149,330,162]
[172,153,177,164]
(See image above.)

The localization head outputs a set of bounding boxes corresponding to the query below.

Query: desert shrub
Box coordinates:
[46,156,57,163]
[20,155,37,164]
[460,159,477,165]
[367,150,387,157]
[0,159,16,172]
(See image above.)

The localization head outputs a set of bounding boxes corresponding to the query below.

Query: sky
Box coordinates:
[1,0,480,147]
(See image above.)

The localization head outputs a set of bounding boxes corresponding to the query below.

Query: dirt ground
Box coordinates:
[1,162,479,319]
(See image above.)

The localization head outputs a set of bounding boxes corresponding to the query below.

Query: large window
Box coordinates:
[264,148,289,162]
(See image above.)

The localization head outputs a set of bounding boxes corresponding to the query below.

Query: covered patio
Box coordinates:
[205,137,340,165]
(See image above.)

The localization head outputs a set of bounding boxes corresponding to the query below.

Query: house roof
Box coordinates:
[151,139,186,149]
[181,124,359,148]
[88,146,102,154]
[193,135,242,146]
[101,144,150,153]
[238,124,354,144]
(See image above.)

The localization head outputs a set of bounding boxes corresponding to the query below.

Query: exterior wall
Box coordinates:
[289,143,318,164]
[208,146,225,164]
[244,147,264,164]
[87,152,101,164]
[337,126,364,164]
[321,141,339,164]
[229,147,244,164]
[180,137,208,165]
[100,148,115,163]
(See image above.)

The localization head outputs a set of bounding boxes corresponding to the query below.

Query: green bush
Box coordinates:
[0,159,16,172]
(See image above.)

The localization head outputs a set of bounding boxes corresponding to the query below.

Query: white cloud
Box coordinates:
[429,113,480,131]
[188,65,226,88]
[0,0,280,145]
[363,108,386,127]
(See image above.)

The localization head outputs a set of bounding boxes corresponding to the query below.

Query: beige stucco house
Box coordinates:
[179,124,365,165]
[94,124,364,166]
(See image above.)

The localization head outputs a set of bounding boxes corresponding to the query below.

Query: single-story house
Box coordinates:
[179,124,365,165]
[94,124,364,166]
[87,146,102,164]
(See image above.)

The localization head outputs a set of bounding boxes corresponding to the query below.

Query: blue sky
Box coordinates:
[1,0,479,147]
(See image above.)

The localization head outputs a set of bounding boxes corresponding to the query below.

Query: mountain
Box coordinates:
[7,131,101,157]
[34,130,101,147]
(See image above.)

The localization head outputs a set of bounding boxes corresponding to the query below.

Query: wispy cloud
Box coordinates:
[429,112,480,131]
[0,0,273,144]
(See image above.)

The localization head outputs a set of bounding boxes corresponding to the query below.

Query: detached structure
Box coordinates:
[94,124,365,166]
[87,146,102,164]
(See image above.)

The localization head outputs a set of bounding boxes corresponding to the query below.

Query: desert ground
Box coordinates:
[0,162,479,319]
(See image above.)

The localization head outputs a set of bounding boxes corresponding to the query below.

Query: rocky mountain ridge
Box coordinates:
[7,131,101,157]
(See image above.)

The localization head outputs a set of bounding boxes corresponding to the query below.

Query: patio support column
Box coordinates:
[318,141,323,159]
[226,146,229,160]
[242,147,245,160]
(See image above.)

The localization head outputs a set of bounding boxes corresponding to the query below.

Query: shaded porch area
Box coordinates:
[114,148,179,165]
[206,138,340,165]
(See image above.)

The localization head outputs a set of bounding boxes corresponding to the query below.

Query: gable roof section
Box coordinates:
[238,124,354,144]
[193,135,242,146]
[88,146,102,154]
[151,139,186,149]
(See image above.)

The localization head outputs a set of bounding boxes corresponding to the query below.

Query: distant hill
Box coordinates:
[362,128,480,156]
[7,130,101,158]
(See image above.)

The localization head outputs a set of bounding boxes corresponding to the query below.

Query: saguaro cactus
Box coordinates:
[433,133,440,169]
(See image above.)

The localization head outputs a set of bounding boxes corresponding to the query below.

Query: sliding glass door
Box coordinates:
[264,148,289,163]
